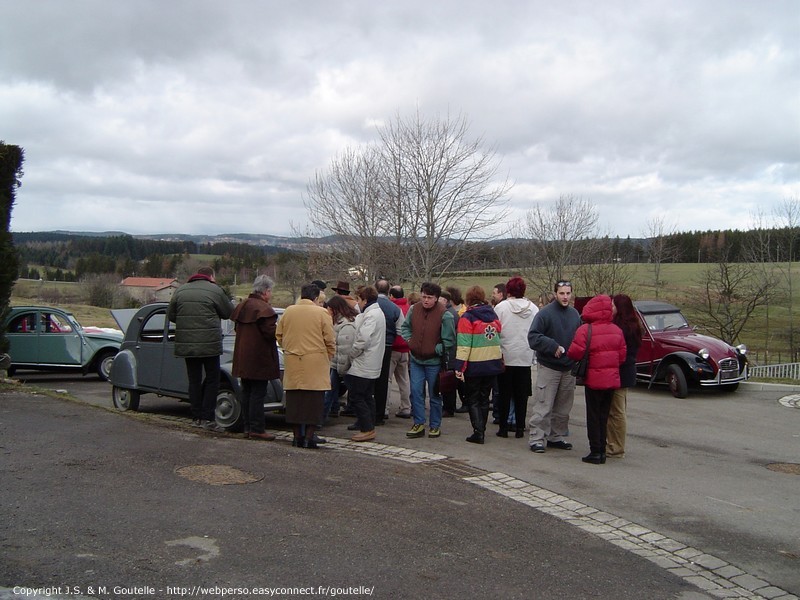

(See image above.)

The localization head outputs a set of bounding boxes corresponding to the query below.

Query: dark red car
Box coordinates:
[633,301,748,398]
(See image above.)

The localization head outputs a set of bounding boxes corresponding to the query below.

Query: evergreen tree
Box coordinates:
[0,142,24,355]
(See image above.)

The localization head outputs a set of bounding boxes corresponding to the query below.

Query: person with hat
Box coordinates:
[331,279,360,312]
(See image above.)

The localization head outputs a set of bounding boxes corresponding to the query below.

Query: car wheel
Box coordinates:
[666,364,688,398]
[214,385,243,432]
[112,386,140,411]
[95,350,116,381]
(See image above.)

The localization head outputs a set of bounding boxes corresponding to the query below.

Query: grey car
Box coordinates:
[109,302,284,430]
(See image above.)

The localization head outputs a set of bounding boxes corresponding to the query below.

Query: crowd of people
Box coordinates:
[168,267,641,463]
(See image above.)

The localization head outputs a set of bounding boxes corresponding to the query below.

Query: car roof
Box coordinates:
[633,300,681,314]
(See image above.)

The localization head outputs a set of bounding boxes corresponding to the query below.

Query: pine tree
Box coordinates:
[0,142,24,355]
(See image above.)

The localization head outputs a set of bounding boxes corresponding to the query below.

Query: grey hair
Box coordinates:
[253,275,274,294]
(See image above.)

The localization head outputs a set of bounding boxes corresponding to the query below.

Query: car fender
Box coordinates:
[109,349,137,388]
[650,351,713,386]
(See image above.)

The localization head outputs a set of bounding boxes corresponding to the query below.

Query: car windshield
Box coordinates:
[642,311,690,332]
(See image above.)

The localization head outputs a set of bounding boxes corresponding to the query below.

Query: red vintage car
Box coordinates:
[633,301,748,398]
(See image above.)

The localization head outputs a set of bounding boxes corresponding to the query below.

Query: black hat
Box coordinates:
[311,279,327,290]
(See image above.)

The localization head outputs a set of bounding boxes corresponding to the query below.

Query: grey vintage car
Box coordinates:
[109,302,284,430]
[4,305,122,380]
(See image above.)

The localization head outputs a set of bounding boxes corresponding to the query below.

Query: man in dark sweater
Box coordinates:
[527,280,581,453]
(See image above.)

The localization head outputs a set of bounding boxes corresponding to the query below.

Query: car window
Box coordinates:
[139,312,176,342]
[8,313,36,333]
[41,312,73,333]
[642,312,689,331]
[140,313,167,342]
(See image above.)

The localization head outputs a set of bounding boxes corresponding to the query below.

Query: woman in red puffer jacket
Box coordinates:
[567,294,626,465]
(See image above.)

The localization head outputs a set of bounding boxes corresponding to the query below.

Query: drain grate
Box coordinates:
[175,464,264,485]
[766,462,800,475]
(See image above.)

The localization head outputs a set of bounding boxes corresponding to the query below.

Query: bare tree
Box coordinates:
[377,110,511,285]
[304,145,388,282]
[643,216,679,299]
[521,194,600,299]
[744,208,781,361]
[693,248,773,345]
[577,236,633,297]
[303,109,511,288]
[773,197,800,356]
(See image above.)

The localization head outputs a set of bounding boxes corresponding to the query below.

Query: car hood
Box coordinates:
[83,327,124,342]
[111,309,140,336]
[655,330,737,360]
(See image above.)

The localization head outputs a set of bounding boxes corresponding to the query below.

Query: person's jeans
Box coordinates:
[585,387,614,454]
[185,356,220,422]
[322,368,341,425]
[373,346,393,421]
[240,378,267,434]
[346,374,376,432]
[410,361,443,429]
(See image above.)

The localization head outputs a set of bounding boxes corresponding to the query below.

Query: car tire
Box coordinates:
[112,386,141,411]
[95,350,116,381]
[666,364,688,398]
[214,384,243,432]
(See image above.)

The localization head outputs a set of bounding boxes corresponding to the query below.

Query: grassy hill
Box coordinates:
[10,262,799,365]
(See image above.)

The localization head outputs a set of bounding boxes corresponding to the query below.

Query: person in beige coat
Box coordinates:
[276,283,336,449]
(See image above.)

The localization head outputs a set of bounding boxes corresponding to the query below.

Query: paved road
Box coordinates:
[3,371,799,599]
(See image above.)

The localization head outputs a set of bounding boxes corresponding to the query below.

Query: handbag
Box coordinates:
[437,355,458,395]
[570,323,592,385]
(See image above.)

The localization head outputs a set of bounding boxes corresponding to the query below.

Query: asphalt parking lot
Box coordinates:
[2,372,799,598]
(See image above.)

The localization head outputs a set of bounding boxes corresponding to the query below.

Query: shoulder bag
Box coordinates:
[570,323,592,386]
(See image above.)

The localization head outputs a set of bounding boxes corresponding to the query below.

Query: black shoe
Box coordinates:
[515,429,525,439]
[347,422,360,431]
[292,437,302,447]
[442,410,455,418]
[547,440,573,450]
[582,452,605,464]
[466,432,485,444]
[491,417,501,424]
[374,420,386,426]
[303,439,319,450]
[496,429,508,438]
[455,405,469,413]
[312,434,327,444]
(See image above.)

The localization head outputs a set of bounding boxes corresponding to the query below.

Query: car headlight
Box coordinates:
[736,344,747,355]
[698,348,710,360]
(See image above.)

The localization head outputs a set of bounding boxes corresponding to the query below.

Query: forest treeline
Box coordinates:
[11,227,800,283]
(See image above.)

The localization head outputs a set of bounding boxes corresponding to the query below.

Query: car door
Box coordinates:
[37,310,84,367]
[157,312,189,397]
[134,310,169,391]
[6,311,40,364]
[636,312,658,378]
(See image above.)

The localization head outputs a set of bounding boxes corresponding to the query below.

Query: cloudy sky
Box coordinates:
[2,1,798,239]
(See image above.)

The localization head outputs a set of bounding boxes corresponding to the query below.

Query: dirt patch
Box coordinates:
[175,464,264,485]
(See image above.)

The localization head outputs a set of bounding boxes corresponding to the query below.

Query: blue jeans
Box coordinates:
[410,361,443,429]
[322,369,340,423]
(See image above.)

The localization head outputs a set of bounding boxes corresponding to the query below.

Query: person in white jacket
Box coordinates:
[346,286,386,442]
[494,277,538,438]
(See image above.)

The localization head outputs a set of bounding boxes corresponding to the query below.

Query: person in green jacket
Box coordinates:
[167,266,233,431]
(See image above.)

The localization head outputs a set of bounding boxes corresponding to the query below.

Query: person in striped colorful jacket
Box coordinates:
[453,286,504,444]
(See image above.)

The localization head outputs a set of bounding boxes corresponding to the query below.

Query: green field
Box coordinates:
[10,262,800,366]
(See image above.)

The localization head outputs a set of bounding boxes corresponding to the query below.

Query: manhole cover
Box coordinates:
[175,465,263,485]
[766,463,800,475]
[778,395,800,409]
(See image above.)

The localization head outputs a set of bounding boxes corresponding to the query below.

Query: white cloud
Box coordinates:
[1,0,798,238]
